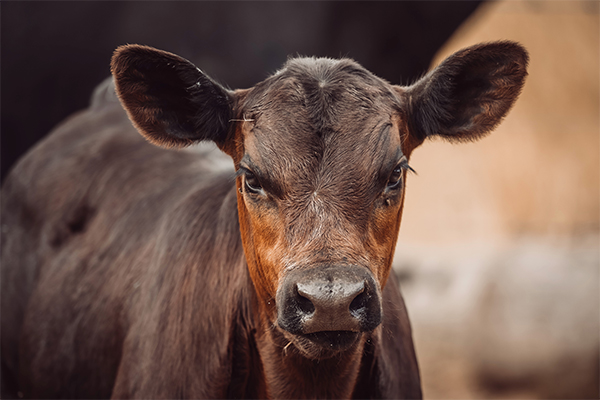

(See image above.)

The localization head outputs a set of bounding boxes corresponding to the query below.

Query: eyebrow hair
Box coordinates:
[381,147,403,172]
[237,154,260,174]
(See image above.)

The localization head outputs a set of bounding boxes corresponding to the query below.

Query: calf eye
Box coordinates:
[386,165,404,191]
[244,171,263,195]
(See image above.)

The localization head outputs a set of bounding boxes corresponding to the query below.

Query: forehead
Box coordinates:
[240,57,404,167]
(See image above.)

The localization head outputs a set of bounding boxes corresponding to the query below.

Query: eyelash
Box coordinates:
[243,170,264,195]
[385,159,414,193]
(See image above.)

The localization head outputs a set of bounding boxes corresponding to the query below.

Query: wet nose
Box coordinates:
[296,278,365,331]
[276,265,382,335]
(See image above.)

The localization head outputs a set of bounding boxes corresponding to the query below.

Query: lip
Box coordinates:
[300,330,361,352]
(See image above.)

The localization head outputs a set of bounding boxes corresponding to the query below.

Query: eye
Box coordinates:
[386,166,404,191]
[244,170,264,195]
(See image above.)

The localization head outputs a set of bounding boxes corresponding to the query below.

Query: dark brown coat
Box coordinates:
[1,42,527,399]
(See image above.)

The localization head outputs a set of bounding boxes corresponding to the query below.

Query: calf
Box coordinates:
[1,42,527,399]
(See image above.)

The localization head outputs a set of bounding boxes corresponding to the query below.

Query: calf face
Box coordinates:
[112,42,527,359]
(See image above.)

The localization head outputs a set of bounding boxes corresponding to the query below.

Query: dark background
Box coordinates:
[1,1,481,182]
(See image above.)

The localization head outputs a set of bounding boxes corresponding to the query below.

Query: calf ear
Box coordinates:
[405,41,528,143]
[111,45,232,148]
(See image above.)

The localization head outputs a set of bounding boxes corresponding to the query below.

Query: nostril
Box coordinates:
[349,282,369,317]
[295,285,315,315]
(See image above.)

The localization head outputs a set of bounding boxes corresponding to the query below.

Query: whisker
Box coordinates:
[283,341,292,356]
[229,113,254,123]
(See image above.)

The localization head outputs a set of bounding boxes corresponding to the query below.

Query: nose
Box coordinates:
[295,279,365,331]
[276,265,382,335]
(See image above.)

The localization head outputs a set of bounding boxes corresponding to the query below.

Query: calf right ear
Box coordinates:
[111,45,232,149]
[404,41,529,144]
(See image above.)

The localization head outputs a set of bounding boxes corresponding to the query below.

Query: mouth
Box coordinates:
[303,331,360,350]
[288,330,361,359]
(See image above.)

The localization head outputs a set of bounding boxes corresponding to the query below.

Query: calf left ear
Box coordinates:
[111,45,232,149]
[404,41,529,143]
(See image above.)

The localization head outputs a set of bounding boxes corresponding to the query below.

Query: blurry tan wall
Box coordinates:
[399,0,598,244]
[393,1,599,398]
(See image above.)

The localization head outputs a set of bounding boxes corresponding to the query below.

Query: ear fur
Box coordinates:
[111,44,233,148]
[405,41,529,143]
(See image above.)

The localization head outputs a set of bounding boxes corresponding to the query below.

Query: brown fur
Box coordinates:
[1,42,527,398]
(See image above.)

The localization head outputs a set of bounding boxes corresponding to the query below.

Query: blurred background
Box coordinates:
[394,1,599,398]
[2,1,598,398]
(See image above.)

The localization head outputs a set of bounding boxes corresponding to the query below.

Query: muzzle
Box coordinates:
[276,264,382,337]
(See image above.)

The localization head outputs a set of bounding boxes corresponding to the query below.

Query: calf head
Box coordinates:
[112,42,528,359]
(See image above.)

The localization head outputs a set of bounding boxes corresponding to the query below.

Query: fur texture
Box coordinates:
[2,42,527,399]
[407,41,528,142]
[111,45,233,148]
